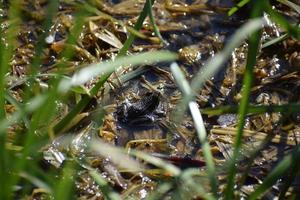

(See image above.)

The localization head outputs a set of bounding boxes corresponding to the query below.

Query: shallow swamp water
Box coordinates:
[4,0,300,199]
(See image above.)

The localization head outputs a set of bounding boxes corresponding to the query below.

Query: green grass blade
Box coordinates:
[278,0,300,14]
[60,51,177,89]
[189,102,218,197]
[53,162,76,200]
[171,63,218,197]
[54,51,177,133]
[236,134,273,197]
[228,0,250,16]
[262,33,288,48]
[57,5,90,65]
[0,2,21,198]
[119,65,150,83]
[131,150,181,176]
[82,3,149,40]
[173,18,266,123]
[29,0,59,72]
[4,91,30,128]
[247,145,300,200]
[278,164,300,199]
[190,18,264,94]
[146,182,173,200]
[180,169,216,200]
[90,170,122,200]
[147,0,166,44]
[264,1,300,40]
[91,140,144,172]
[170,63,193,96]
[5,1,87,190]
[25,5,89,139]
[118,0,155,57]
[224,1,264,199]
[23,0,60,101]
[53,0,158,134]
[0,95,47,133]
[19,172,52,194]
[201,103,300,115]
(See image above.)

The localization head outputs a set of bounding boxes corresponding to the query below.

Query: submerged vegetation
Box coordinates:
[1,0,300,199]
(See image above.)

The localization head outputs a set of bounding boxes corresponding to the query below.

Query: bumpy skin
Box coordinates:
[116,92,161,125]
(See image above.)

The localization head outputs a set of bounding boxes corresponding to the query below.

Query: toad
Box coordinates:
[116,92,166,126]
